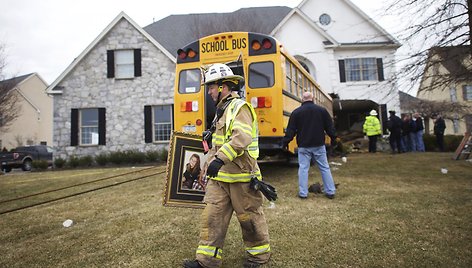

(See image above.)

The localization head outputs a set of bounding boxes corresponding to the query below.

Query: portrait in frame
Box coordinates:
[163,131,209,208]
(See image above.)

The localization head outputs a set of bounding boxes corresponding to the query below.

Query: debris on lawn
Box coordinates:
[62,219,73,228]
[440,168,448,174]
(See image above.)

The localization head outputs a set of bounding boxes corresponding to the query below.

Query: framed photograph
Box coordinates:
[163,131,209,208]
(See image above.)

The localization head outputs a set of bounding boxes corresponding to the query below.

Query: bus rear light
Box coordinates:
[250,96,272,108]
[180,101,199,112]
[196,119,202,126]
[262,39,272,49]
[272,128,277,133]
[187,49,196,58]
[251,40,261,51]
[178,50,187,59]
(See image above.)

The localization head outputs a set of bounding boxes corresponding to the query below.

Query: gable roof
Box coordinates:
[143,6,291,57]
[429,45,472,80]
[0,73,34,91]
[295,0,400,47]
[47,12,174,94]
[270,8,339,47]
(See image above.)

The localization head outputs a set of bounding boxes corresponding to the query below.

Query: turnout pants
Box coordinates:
[196,179,271,268]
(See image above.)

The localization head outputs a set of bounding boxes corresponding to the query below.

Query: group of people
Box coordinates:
[363,109,445,154]
[183,63,337,268]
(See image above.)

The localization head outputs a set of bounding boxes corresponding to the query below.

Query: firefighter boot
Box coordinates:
[243,260,261,268]
[183,259,204,268]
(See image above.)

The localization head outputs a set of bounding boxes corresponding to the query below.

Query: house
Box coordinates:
[47,12,175,159]
[417,45,472,135]
[0,73,52,150]
[48,0,400,158]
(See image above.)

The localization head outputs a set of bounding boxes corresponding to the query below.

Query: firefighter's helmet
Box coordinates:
[203,63,244,87]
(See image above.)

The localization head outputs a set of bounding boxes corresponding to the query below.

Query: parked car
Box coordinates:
[0,145,53,172]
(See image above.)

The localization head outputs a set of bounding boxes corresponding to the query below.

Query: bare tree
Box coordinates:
[0,43,21,131]
[384,0,471,94]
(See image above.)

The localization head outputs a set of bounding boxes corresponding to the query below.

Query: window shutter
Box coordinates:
[71,109,79,146]
[377,58,384,81]
[338,60,346,82]
[134,49,142,77]
[144,105,153,143]
[107,50,115,78]
[98,108,106,145]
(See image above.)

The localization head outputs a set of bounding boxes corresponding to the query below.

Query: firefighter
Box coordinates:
[183,63,271,268]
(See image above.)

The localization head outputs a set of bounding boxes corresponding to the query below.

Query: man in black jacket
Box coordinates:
[282,92,337,199]
[387,110,403,153]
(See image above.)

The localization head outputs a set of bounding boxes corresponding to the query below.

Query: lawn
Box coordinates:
[0,153,471,267]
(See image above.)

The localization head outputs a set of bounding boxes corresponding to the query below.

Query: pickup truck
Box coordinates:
[0,145,53,172]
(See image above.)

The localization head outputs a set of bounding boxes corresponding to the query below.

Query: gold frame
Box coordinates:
[163,131,208,208]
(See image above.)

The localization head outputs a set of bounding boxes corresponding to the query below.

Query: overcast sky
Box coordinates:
[0,0,395,84]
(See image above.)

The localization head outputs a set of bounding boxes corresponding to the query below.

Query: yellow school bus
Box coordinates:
[174,32,332,158]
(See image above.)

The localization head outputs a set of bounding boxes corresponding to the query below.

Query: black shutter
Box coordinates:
[71,109,79,146]
[107,50,115,78]
[98,108,106,145]
[144,105,153,143]
[377,58,384,81]
[338,60,346,82]
[134,49,142,77]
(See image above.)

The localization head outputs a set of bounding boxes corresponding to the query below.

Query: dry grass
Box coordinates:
[0,153,471,267]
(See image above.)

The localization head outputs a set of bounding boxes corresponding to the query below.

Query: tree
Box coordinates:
[383,0,471,94]
[0,43,21,131]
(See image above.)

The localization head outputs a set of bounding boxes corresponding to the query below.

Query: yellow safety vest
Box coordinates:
[211,97,261,183]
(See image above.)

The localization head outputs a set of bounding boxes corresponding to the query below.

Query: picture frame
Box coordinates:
[163,131,209,208]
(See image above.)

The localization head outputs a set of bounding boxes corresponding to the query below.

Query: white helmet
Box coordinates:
[369,110,378,116]
[203,63,244,86]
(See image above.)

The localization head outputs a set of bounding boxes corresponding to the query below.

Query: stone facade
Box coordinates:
[53,18,175,159]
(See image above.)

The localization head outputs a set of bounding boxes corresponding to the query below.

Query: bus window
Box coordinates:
[178,69,201,94]
[249,61,275,88]
[298,70,303,97]
[285,60,292,93]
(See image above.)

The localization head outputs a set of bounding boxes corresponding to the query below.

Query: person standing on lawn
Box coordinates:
[282,91,337,199]
[363,110,382,153]
[387,110,403,154]
[412,112,425,152]
[183,63,271,268]
[433,114,447,151]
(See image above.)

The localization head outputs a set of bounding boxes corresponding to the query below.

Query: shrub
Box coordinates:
[108,151,126,165]
[95,153,109,166]
[32,160,48,171]
[423,134,464,152]
[125,150,146,164]
[68,156,80,168]
[159,148,168,162]
[145,150,161,162]
[78,155,94,167]
[54,157,66,168]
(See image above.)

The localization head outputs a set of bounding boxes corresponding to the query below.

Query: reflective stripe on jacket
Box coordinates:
[363,115,382,136]
[210,92,261,183]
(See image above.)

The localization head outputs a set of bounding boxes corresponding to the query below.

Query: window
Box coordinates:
[285,60,292,93]
[144,105,173,143]
[179,69,201,94]
[70,108,105,146]
[249,61,274,88]
[463,85,472,101]
[107,49,141,79]
[450,87,457,102]
[80,109,99,145]
[338,58,384,82]
[319,13,331,26]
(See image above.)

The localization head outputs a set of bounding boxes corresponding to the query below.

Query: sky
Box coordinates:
[0,0,396,84]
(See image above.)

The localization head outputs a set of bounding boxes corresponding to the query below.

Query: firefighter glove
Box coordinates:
[250,177,278,201]
[207,157,224,178]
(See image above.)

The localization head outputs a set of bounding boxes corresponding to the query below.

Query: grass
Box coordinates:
[0,153,471,267]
